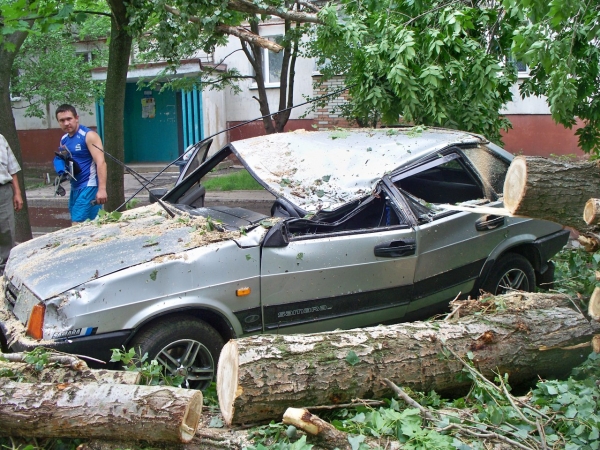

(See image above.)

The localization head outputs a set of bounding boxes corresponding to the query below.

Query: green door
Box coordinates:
[123,83,179,163]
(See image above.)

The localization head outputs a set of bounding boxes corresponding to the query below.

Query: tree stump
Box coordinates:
[503,156,600,232]
[217,293,599,426]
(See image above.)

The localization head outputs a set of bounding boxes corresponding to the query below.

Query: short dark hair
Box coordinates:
[55,104,78,119]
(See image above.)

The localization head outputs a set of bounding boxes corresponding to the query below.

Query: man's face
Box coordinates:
[56,111,80,136]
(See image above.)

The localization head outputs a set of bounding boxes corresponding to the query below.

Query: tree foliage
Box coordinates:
[509,0,600,154]
[310,0,600,153]
[12,27,107,118]
[309,0,519,144]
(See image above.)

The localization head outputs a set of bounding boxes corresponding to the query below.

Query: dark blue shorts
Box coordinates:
[69,186,102,222]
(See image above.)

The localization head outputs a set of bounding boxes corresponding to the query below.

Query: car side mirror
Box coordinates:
[262,222,289,248]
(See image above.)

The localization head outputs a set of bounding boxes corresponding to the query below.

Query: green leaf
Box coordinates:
[346,350,360,366]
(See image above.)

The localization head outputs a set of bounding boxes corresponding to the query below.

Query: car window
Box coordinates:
[176,139,213,184]
[393,155,485,205]
[286,189,408,239]
[462,147,510,195]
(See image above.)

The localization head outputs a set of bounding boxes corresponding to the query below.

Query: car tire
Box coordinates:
[130,315,224,390]
[482,253,536,295]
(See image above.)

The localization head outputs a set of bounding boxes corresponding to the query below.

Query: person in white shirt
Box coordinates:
[0,134,24,274]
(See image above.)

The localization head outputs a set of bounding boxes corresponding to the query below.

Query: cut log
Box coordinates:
[589,287,600,322]
[593,335,600,353]
[0,381,203,443]
[577,233,600,252]
[283,408,351,450]
[217,293,599,426]
[584,198,600,225]
[503,156,600,232]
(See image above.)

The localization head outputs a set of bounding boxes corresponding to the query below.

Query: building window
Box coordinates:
[507,56,528,75]
[76,51,95,64]
[263,36,284,85]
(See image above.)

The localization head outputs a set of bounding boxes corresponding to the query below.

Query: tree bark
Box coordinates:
[503,156,600,232]
[0,361,140,384]
[0,380,203,443]
[0,28,33,243]
[103,0,132,212]
[217,293,598,426]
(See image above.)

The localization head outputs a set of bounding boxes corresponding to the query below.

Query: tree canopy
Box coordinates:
[309,0,600,153]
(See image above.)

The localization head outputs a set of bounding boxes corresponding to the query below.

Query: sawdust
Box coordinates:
[8,204,245,287]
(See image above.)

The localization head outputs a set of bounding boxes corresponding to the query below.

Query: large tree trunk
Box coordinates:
[0,28,33,243]
[217,293,598,426]
[0,380,203,443]
[103,0,132,212]
[503,156,600,232]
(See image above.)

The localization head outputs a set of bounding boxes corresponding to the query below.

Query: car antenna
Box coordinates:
[92,143,178,218]
[112,84,353,212]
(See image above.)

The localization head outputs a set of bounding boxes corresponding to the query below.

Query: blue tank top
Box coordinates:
[59,125,98,189]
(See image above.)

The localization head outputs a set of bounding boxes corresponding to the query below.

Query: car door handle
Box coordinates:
[374,239,416,258]
[475,215,505,231]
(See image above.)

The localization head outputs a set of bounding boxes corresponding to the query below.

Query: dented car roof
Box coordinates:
[231,128,485,211]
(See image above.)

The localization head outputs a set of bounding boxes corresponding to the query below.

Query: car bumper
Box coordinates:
[0,292,131,368]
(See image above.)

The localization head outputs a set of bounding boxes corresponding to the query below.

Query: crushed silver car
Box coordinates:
[0,128,569,389]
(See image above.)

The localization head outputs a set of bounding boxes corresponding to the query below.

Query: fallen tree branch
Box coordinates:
[382,378,436,422]
[283,408,351,450]
[163,5,283,52]
[0,352,88,371]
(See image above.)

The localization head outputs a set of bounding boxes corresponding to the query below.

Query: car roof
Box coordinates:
[231,127,486,212]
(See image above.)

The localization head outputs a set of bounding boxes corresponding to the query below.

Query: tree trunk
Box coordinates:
[217,293,598,426]
[103,0,132,212]
[0,380,203,443]
[503,156,600,232]
[0,28,33,243]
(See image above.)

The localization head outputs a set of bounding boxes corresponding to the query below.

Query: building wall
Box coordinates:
[212,20,315,125]
[501,116,584,157]
[14,102,98,168]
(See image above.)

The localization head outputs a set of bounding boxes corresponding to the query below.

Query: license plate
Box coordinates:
[13,286,42,325]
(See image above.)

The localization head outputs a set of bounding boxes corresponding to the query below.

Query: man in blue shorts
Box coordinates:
[55,104,107,224]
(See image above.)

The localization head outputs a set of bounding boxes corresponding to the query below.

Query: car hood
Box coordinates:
[5,204,266,301]
[231,128,484,211]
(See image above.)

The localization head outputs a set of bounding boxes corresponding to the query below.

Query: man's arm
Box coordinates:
[87,131,107,205]
[11,173,23,211]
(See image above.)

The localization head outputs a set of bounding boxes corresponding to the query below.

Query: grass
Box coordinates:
[202,169,263,191]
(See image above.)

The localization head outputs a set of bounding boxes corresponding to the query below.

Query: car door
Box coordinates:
[260,189,417,334]
[391,148,508,314]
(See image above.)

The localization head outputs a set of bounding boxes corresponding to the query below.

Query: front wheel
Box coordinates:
[130,315,224,390]
[481,253,535,295]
